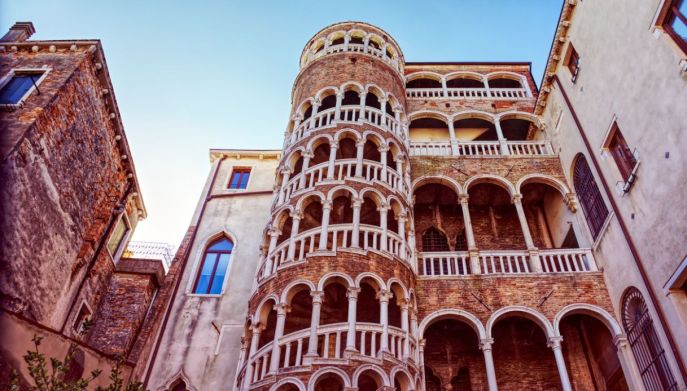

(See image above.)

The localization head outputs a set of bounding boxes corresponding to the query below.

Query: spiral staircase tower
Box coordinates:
[237,22,419,391]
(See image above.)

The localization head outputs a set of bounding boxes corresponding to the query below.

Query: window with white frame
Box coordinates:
[107,215,131,262]
[0,69,48,106]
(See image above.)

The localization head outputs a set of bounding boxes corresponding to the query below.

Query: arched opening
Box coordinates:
[275,383,299,391]
[302,104,313,122]
[413,183,463,253]
[387,200,403,235]
[283,285,313,336]
[559,314,629,390]
[446,77,484,89]
[385,101,394,116]
[349,35,364,46]
[394,371,412,391]
[358,371,382,391]
[360,194,381,227]
[193,236,234,294]
[366,92,382,110]
[330,192,353,225]
[406,78,442,89]
[363,139,381,162]
[275,210,293,247]
[357,280,380,324]
[425,366,442,391]
[319,93,337,112]
[320,281,348,325]
[622,288,677,390]
[257,300,277,349]
[341,90,361,106]
[331,36,345,46]
[423,319,484,391]
[388,282,405,329]
[290,151,304,177]
[499,118,535,141]
[492,317,560,389]
[314,372,345,391]
[337,137,357,159]
[169,379,188,391]
[300,197,323,233]
[453,117,497,141]
[521,182,579,251]
[312,141,331,166]
[409,117,450,143]
[488,77,522,89]
[468,183,524,250]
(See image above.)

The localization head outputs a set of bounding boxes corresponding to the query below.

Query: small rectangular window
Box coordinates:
[604,123,637,181]
[228,168,251,189]
[73,303,92,336]
[0,71,45,105]
[107,216,130,260]
[565,44,581,83]
[664,0,687,53]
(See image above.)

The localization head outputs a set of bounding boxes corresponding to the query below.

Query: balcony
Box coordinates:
[304,42,402,73]
[409,140,554,157]
[285,106,405,151]
[418,248,597,277]
[404,73,532,101]
[407,86,529,100]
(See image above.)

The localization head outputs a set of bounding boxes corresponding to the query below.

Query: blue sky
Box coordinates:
[1,1,563,246]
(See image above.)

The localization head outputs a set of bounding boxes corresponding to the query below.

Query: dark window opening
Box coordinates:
[341,90,361,106]
[0,71,45,105]
[565,44,581,82]
[446,77,484,88]
[349,36,364,45]
[488,78,522,89]
[422,226,450,252]
[606,123,637,181]
[406,78,441,89]
[320,94,337,111]
[573,155,609,240]
[366,93,381,110]
[331,37,344,46]
[229,168,251,189]
[193,237,234,294]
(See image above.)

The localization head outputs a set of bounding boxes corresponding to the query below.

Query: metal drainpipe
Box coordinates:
[552,75,687,380]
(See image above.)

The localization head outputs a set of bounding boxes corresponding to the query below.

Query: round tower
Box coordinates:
[237,22,420,391]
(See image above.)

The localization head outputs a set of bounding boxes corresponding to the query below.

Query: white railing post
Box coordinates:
[326,143,338,180]
[355,139,365,177]
[378,290,392,355]
[304,291,323,363]
[242,326,262,390]
[549,336,573,391]
[480,338,498,391]
[345,288,360,353]
[379,204,389,252]
[269,304,289,374]
[286,210,303,262]
[318,200,332,250]
[351,197,363,248]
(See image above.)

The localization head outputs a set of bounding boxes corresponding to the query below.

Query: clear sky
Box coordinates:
[1,1,563,247]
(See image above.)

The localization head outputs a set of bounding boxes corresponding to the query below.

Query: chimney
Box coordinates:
[1,22,36,42]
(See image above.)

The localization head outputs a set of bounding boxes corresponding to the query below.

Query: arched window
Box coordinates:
[622,288,677,391]
[169,379,188,391]
[422,227,449,252]
[573,154,609,239]
[193,237,234,294]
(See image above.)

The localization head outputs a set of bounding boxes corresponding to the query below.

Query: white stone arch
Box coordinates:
[386,277,409,300]
[318,271,355,291]
[496,110,543,127]
[553,303,623,337]
[486,305,555,339]
[418,309,487,339]
[314,86,339,102]
[295,190,326,211]
[184,228,239,295]
[326,185,358,202]
[326,30,347,45]
[405,71,443,83]
[485,70,527,86]
[444,71,485,83]
[365,83,387,100]
[334,128,363,143]
[159,371,197,391]
[390,366,414,391]
[352,364,391,387]
[464,174,516,198]
[269,377,306,391]
[366,32,385,49]
[339,80,365,94]
[450,109,497,124]
[407,109,450,124]
[306,133,335,152]
[280,279,317,305]
[362,130,386,148]
[386,195,407,217]
[359,187,387,207]
[412,175,464,197]
[294,97,315,117]
[308,366,351,391]
[348,28,368,41]
[355,272,387,291]
[270,204,294,229]
[515,173,572,198]
[254,293,280,325]
[385,91,403,110]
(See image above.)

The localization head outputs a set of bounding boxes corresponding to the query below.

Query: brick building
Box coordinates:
[145,4,687,390]
[0,22,175,388]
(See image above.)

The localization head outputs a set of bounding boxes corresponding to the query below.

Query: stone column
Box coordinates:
[269,304,289,373]
[345,287,360,353]
[378,290,392,354]
[379,98,388,128]
[495,120,509,155]
[480,338,498,391]
[448,120,458,155]
[398,212,407,260]
[379,204,389,252]
[264,228,281,276]
[379,144,389,181]
[441,78,448,98]
[460,195,480,275]
[355,139,365,177]
[548,336,573,391]
[277,168,291,204]
[298,150,313,190]
[242,326,262,390]
[351,197,363,248]
[309,101,321,128]
[400,299,410,359]
[363,36,370,53]
[334,92,344,121]
[318,200,332,250]
[343,33,350,50]
[291,114,302,145]
[512,194,541,272]
[614,336,646,391]
[327,143,338,180]
[395,156,405,192]
[304,291,323,362]
[286,210,303,262]
[358,92,367,122]
[410,310,419,362]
